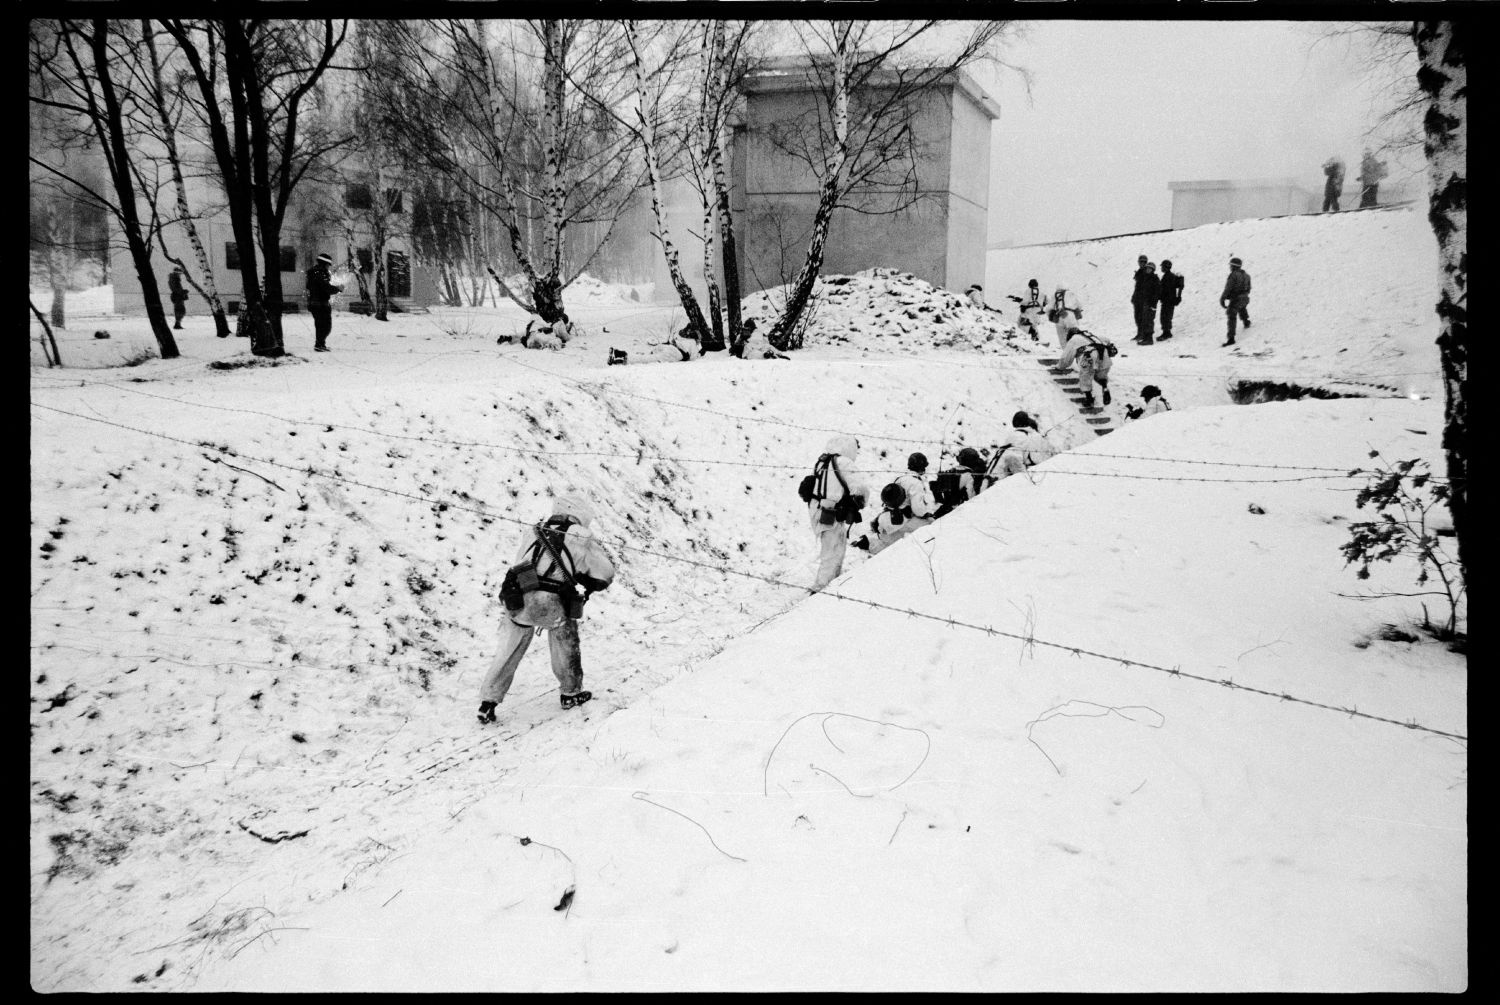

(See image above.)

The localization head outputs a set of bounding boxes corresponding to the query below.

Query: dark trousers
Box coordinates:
[1360,184,1379,208]
[1133,301,1156,341]
[1323,189,1340,212]
[172,300,186,328]
[310,304,333,347]
[1225,296,1250,340]
[1159,302,1176,337]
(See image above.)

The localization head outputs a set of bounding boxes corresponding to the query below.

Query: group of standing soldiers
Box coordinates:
[1127,253,1252,348]
[1322,149,1388,213]
[1129,256,1185,346]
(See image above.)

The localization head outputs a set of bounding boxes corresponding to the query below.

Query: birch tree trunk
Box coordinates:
[767,26,849,352]
[625,20,710,342]
[372,158,389,321]
[143,22,231,339]
[697,23,725,352]
[43,199,66,329]
[537,20,568,322]
[1413,19,1467,586]
[474,20,557,320]
[709,21,745,355]
[342,216,372,304]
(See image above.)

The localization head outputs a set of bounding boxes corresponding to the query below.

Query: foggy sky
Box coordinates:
[977,20,1427,247]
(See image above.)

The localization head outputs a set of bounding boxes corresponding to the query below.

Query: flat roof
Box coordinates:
[744,58,1000,120]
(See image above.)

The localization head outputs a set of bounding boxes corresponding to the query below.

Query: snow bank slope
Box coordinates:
[987,205,1440,392]
[196,395,1465,992]
[30,340,1091,990]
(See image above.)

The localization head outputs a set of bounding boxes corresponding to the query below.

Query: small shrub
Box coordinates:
[1340,451,1465,643]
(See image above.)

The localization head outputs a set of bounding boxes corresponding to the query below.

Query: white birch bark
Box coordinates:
[625,20,710,340]
[143,23,227,331]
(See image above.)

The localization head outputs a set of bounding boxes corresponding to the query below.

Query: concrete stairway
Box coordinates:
[1037,357,1117,437]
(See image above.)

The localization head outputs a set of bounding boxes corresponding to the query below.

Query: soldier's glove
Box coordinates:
[852,536,870,551]
[1126,405,1143,420]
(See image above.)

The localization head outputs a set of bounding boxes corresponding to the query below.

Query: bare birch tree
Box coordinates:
[138,21,232,338]
[374,19,640,323]
[623,20,712,345]
[759,20,1015,350]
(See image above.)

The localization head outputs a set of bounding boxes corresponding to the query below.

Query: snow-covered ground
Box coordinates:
[30,206,1464,991]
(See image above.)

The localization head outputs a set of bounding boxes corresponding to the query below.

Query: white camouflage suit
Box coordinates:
[1059,329,1115,402]
[1051,287,1084,351]
[807,435,871,591]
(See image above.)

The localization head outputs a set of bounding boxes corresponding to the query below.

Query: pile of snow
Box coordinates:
[742,268,1032,356]
[564,273,652,306]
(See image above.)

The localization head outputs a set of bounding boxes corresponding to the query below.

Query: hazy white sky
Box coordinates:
[976,20,1425,246]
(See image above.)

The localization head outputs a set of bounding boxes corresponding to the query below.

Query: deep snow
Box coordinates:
[30,205,1464,991]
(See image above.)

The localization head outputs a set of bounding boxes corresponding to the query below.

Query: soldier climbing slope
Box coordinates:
[478,493,616,724]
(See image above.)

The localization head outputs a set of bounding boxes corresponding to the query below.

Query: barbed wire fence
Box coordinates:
[31,364,1455,484]
[31,401,1467,743]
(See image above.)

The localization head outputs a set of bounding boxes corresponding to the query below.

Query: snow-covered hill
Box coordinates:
[30,205,1464,991]
[988,204,1442,402]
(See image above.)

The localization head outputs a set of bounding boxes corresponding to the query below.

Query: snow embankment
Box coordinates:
[29,342,1092,990]
[987,205,1441,396]
[193,395,1465,992]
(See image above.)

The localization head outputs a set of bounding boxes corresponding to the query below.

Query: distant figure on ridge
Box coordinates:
[1158,260,1183,341]
[1220,256,1252,347]
[1357,148,1388,208]
[1132,256,1161,345]
[1322,155,1346,212]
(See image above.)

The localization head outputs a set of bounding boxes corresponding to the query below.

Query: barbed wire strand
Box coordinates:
[30,362,1450,480]
[30,401,1466,743]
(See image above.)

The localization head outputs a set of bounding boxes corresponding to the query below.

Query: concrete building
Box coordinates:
[110,144,436,318]
[1166,178,1318,230]
[730,59,1000,295]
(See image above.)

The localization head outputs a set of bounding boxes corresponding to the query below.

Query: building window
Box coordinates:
[385,189,404,214]
[387,250,411,299]
[344,183,373,210]
[226,242,296,271]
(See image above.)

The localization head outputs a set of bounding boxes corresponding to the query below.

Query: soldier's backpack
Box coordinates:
[1076,329,1118,357]
[930,469,967,508]
[500,518,585,621]
[799,453,861,524]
